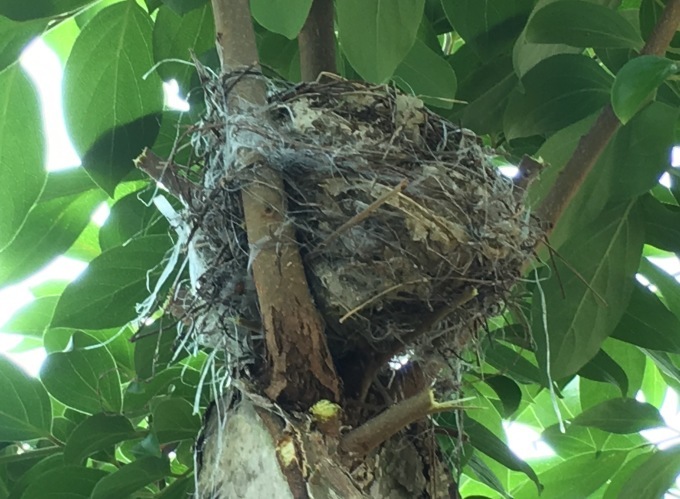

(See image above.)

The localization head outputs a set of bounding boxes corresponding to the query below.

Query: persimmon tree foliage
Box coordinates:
[2,0,680,497]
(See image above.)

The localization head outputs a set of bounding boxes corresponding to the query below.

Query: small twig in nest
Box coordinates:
[339,277,428,324]
[309,178,408,257]
[135,148,195,202]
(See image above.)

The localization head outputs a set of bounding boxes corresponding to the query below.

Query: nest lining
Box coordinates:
[178,70,541,373]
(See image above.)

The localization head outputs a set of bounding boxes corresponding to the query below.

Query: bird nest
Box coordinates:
[176,70,541,376]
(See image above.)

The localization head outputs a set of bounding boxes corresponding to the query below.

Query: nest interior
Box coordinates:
[180,70,542,393]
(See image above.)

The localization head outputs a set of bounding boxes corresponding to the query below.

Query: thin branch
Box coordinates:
[538,0,680,231]
[135,148,195,201]
[210,0,341,403]
[298,0,337,80]
[340,388,473,456]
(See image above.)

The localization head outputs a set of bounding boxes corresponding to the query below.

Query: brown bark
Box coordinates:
[210,0,340,404]
[299,0,337,80]
[538,0,680,231]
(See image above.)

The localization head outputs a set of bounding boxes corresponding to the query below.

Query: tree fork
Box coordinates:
[210,0,340,404]
[538,0,680,231]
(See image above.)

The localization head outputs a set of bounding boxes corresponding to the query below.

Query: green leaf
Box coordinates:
[483,376,522,417]
[64,413,139,464]
[133,323,175,380]
[0,169,105,287]
[640,196,680,252]
[0,0,95,21]
[51,234,171,329]
[602,337,646,397]
[541,424,596,458]
[504,54,612,140]
[466,453,511,499]
[99,189,169,250]
[441,0,533,59]
[602,451,656,499]
[160,0,207,16]
[152,4,214,94]
[156,475,194,499]
[0,16,47,71]
[617,446,680,498]
[512,451,626,499]
[7,453,65,499]
[0,355,51,441]
[393,39,457,108]
[572,398,665,434]
[0,66,46,252]
[251,0,312,39]
[483,341,542,384]
[336,0,425,83]
[1,296,58,338]
[151,398,200,443]
[90,456,170,499]
[526,0,643,49]
[532,200,644,379]
[639,257,680,320]
[124,367,201,414]
[611,284,680,353]
[20,465,106,499]
[40,332,122,414]
[464,417,541,492]
[612,56,680,124]
[63,2,163,194]
[578,349,629,396]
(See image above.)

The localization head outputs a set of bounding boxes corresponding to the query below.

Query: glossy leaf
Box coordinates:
[572,398,665,434]
[251,0,312,39]
[151,398,201,443]
[612,56,679,124]
[90,456,170,499]
[40,332,122,414]
[466,453,511,499]
[160,0,207,16]
[0,355,51,441]
[0,169,104,287]
[64,413,139,464]
[1,296,58,338]
[578,350,629,396]
[99,189,170,251]
[336,0,425,83]
[0,66,46,252]
[20,465,106,499]
[602,337,646,397]
[612,283,680,353]
[526,0,643,49]
[483,341,542,384]
[512,451,626,499]
[532,200,644,379]
[541,424,596,458]
[483,376,522,417]
[504,54,612,140]
[51,234,171,329]
[0,1,95,21]
[465,417,541,491]
[617,446,680,498]
[63,2,163,193]
[0,15,47,71]
[152,4,214,94]
[602,451,656,499]
[393,39,457,108]
[640,196,680,252]
[441,0,533,59]
[639,257,680,319]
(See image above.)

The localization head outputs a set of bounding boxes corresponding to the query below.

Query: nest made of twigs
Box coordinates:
[182,69,541,371]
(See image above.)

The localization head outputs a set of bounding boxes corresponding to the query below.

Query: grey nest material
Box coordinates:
[187,70,542,364]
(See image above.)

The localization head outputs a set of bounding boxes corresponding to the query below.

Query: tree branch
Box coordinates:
[298,0,337,80]
[538,0,680,230]
[210,0,340,404]
[340,388,471,456]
